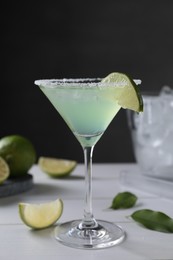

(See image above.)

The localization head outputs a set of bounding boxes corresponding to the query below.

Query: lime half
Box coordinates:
[0,156,10,184]
[19,198,63,229]
[38,157,77,178]
[102,72,143,112]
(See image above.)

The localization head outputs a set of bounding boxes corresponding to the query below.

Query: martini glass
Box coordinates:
[35,78,141,249]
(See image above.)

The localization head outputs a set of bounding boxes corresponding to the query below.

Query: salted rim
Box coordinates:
[34,78,141,88]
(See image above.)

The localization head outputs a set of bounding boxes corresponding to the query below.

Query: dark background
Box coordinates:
[2,0,173,163]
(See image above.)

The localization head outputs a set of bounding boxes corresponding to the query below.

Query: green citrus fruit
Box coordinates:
[0,156,10,184]
[102,72,143,112]
[0,135,36,178]
[38,157,77,178]
[18,198,63,229]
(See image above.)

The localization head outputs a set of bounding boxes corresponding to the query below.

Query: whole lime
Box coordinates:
[0,135,37,178]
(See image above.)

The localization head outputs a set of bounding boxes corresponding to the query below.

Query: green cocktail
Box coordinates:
[40,81,121,147]
[35,74,143,249]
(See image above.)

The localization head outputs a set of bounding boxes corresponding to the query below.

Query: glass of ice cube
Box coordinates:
[127,86,173,180]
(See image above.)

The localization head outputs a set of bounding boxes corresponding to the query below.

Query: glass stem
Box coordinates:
[79,146,98,229]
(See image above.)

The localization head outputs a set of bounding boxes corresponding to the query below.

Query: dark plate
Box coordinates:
[0,174,33,198]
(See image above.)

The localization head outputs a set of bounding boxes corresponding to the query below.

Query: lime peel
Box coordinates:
[102,72,143,112]
[0,156,10,184]
[38,157,77,177]
[19,198,63,229]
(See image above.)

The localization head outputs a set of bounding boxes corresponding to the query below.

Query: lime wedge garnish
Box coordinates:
[102,72,143,112]
[18,198,63,229]
[0,156,10,184]
[38,157,77,178]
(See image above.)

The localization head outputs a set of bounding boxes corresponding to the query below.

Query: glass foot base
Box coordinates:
[54,219,125,249]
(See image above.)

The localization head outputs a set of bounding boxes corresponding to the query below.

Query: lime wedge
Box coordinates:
[102,72,143,112]
[38,157,77,178]
[0,156,10,184]
[18,198,63,229]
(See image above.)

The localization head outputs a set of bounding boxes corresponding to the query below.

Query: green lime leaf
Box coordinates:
[110,191,137,209]
[131,209,173,233]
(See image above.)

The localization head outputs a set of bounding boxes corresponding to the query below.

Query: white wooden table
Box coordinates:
[0,163,173,260]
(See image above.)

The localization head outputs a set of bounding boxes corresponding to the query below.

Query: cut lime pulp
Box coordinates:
[0,156,10,184]
[102,72,143,112]
[38,157,77,178]
[19,198,63,229]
